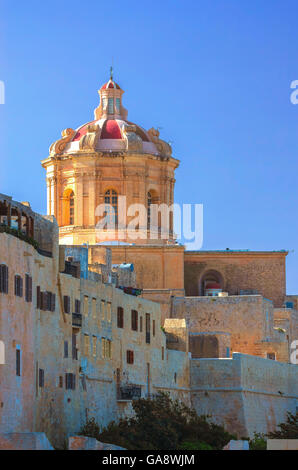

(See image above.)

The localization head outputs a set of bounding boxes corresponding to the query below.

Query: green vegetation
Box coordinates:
[248,411,298,449]
[249,432,267,450]
[79,393,235,450]
[267,411,298,439]
[0,224,38,249]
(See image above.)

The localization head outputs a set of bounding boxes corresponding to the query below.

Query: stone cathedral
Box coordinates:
[0,72,297,448]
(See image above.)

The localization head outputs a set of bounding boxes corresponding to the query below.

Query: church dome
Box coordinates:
[67,118,156,154]
[50,71,173,159]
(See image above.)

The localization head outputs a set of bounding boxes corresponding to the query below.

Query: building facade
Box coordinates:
[0,74,298,447]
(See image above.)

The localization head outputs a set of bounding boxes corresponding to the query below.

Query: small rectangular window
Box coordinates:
[140,316,143,332]
[162,347,164,360]
[39,368,44,388]
[72,333,78,360]
[16,349,21,376]
[65,373,76,390]
[102,338,112,359]
[153,319,156,337]
[36,286,41,309]
[59,376,63,388]
[127,350,134,364]
[117,307,124,328]
[0,264,8,294]
[63,295,71,314]
[131,310,138,331]
[25,274,32,302]
[146,313,150,344]
[267,352,276,360]
[14,275,23,297]
[64,341,68,358]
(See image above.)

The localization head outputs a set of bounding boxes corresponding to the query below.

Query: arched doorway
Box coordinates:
[199,269,224,296]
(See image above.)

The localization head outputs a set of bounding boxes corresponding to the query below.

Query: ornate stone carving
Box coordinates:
[79,124,100,150]
[49,128,76,155]
[147,127,172,157]
[122,124,143,152]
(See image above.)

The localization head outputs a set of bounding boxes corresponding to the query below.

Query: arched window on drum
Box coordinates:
[104,189,118,228]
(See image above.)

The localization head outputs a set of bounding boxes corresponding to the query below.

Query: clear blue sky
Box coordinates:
[1,0,298,293]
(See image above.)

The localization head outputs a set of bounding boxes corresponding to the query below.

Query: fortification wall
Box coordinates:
[191,353,298,438]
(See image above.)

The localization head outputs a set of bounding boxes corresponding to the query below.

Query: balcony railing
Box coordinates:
[72,313,82,328]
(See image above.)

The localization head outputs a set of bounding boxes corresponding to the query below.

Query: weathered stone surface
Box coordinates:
[267,439,298,450]
[0,432,54,450]
[191,353,298,438]
[184,251,287,308]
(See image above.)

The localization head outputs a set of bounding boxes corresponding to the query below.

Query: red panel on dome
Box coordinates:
[73,121,96,142]
[101,81,120,90]
[101,120,122,139]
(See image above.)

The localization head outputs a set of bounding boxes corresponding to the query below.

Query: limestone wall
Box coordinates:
[184,251,287,307]
[191,353,298,438]
[172,295,289,361]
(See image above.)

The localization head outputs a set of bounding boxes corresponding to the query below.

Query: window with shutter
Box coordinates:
[72,333,78,360]
[0,265,8,294]
[117,307,124,328]
[14,275,23,297]
[16,349,21,376]
[65,373,75,390]
[25,274,33,302]
[39,368,44,388]
[64,341,68,358]
[4,265,8,294]
[36,286,41,309]
[127,350,134,364]
[63,295,70,314]
[75,299,81,314]
[131,310,138,331]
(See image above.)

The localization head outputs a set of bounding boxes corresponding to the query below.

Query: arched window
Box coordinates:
[62,189,75,226]
[147,192,152,230]
[104,189,118,228]
[200,270,224,297]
